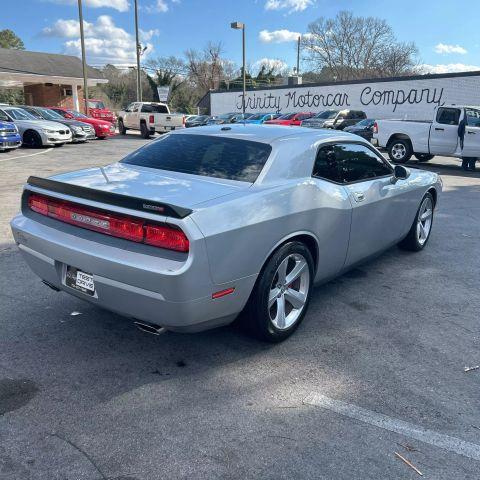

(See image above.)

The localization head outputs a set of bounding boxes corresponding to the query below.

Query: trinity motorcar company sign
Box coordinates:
[209,72,480,120]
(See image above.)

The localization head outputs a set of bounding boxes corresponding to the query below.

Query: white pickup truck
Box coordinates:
[372,105,480,163]
[117,102,185,138]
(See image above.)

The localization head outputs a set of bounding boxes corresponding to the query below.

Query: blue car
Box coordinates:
[244,112,281,124]
[0,111,21,151]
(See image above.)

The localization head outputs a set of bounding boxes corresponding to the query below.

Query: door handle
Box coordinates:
[353,192,365,202]
[434,127,444,131]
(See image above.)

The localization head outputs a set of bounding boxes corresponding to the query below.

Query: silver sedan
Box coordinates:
[11,124,441,341]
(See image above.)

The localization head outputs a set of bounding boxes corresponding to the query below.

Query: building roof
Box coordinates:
[0,48,104,80]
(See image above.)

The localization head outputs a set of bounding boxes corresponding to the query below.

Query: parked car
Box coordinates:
[302,110,367,130]
[373,105,480,163]
[87,99,116,124]
[207,113,238,125]
[244,113,282,124]
[118,102,185,138]
[20,106,95,143]
[344,118,376,141]
[48,107,115,139]
[0,110,21,151]
[0,106,72,147]
[264,112,315,126]
[185,115,211,128]
[300,110,339,129]
[11,125,441,342]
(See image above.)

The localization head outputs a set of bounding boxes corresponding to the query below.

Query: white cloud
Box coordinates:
[46,0,129,12]
[42,15,157,65]
[420,63,480,74]
[265,0,314,13]
[259,29,301,43]
[434,43,467,55]
[155,0,168,12]
[143,0,172,12]
[253,58,288,73]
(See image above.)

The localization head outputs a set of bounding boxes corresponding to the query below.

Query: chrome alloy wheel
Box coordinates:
[391,142,407,160]
[268,253,310,330]
[417,196,433,245]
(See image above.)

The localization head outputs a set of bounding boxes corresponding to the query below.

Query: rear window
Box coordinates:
[141,104,169,113]
[121,134,272,183]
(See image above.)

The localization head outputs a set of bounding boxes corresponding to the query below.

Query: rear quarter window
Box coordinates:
[121,134,272,183]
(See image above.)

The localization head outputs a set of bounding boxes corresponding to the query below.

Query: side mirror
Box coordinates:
[391,165,410,183]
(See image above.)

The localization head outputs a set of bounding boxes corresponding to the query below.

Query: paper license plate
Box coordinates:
[65,266,95,296]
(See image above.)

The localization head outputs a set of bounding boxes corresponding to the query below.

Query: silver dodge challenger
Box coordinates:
[10,124,442,342]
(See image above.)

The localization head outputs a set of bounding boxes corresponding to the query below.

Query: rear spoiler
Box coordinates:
[25,176,193,219]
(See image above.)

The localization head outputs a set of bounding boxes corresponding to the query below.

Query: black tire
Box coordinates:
[415,153,434,162]
[140,122,150,139]
[398,192,435,252]
[242,241,314,342]
[118,119,127,135]
[97,136,106,140]
[22,130,42,148]
[388,138,412,163]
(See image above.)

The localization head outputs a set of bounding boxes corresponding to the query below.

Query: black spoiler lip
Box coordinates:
[26,176,193,219]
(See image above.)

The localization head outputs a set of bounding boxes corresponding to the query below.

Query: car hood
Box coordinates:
[13,119,68,130]
[54,119,90,127]
[49,163,250,209]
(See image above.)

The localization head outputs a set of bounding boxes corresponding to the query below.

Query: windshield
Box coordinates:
[315,110,338,119]
[88,101,105,109]
[355,119,375,127]
[121,134,272,183]
[248,113,267,120]
[216,113,236,120]
[277,113,295,120]
[38,108,65,121]
[70,110,88,119]
[466,108,480,127]
[5,108,36,120]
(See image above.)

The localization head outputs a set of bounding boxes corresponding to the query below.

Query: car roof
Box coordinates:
[169,123,359,144]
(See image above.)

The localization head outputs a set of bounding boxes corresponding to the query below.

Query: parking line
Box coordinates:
[0,148,53,163]
[303,392,480,461]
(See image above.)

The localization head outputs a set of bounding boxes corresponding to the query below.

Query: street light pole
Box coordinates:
[134,0,142,102]
[77,0,89,114]
[296,36,301,76]
[231,22,246,116]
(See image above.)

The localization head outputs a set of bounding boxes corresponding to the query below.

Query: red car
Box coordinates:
[264,112,315,126]
[48,107,116,139]
[87,99,116,124]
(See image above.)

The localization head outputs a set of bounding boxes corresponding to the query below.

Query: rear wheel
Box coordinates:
[23,130,42,148]
[118,119,127,135]
[97,136,106,140]
[140,122,150,139]
[399,192,434,251]
[388,139,412,163]
[415,153,434,162]
[243,241,314,342]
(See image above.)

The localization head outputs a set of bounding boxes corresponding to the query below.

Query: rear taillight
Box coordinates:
[149,115,154,123]
[28,193,189,252]
[183,115,186,126]
[373,122,378,134]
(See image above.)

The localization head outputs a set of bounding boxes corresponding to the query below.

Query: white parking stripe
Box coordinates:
[0,148,53,163]
[303,393,480,461]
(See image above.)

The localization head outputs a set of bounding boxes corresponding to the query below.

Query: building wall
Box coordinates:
[210,73,480,121]
[23,84,83,109]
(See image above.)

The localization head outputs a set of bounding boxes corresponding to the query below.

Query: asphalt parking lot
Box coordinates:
[0,134,479,479]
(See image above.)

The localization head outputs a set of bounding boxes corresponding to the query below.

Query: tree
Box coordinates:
[0,29,25,50]
[301,11,417,81]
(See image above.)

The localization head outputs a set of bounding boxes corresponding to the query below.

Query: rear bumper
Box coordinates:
[10,213,256,332]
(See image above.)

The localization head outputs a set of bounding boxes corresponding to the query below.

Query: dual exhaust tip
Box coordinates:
[134,320,167,336]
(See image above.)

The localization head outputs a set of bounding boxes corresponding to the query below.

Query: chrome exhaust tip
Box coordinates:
[134,320,167,336]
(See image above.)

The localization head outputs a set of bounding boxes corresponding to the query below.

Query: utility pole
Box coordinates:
[77,0,89,114]
[134,0,142,101]
[296,36,301,76]
[231,22,246,116]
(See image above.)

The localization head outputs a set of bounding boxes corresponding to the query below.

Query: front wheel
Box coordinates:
[23,130,42,148]
[388,139,412,163]
[118,119,127,135]
[415,153,434,162]
[398,192,434,251]
[243,241,314,342]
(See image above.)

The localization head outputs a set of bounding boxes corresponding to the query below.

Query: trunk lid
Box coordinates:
[43,163,249,211]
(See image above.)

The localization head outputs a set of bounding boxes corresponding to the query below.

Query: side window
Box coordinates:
[436,107,460,125]
[336,143,392,183]
[0,110,9,121]
[124,103,134,112]
[312,145,343,183]
[466,108,480,127]
[132,103,140,113]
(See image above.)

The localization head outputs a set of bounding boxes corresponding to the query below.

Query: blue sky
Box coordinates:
[1,0,479,74]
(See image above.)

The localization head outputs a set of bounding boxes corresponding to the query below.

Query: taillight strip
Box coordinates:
[28,193,189,252]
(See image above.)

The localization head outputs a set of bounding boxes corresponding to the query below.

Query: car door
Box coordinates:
[124,103,139,128]
[332,142,410,266]
[461,107,480,157]
[429,107,461,155]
